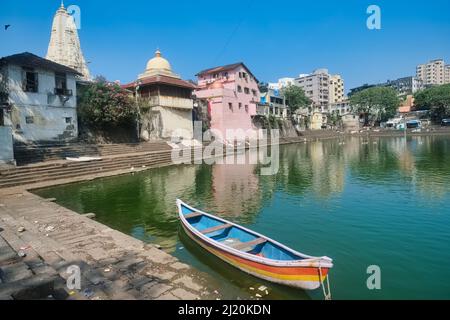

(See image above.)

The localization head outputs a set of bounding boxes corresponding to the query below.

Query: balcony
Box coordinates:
[195,87,236,99]
[145,95,193,110]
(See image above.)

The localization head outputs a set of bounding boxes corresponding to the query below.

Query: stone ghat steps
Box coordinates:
[0,156,171,185]
[1,153,173,181]
[1,151,173,177]
[14,142,172,165]
[0,153,174,189]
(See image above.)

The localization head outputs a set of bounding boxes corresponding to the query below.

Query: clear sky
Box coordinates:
[1,0,449,91]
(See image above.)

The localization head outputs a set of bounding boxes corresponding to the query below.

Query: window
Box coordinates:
[237,85,242,93]
[244,87,250,94]
[55,72,67,94]
[239,103,242,109]
[0,109,4,126]
[245,105,249,113]
[25,116,34,124]
[252,89,257,97]
[228,103,233,112]
[23,68,38,92]
[65,117,72,124]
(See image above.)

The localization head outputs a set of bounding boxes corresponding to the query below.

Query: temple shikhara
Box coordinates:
[46,2,91,80]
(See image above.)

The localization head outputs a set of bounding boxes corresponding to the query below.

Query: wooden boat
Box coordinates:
[177,199,333,291]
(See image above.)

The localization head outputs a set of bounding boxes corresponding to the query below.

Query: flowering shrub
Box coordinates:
[78,82,136,127]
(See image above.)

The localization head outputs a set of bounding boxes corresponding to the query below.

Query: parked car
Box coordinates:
[441,119,450,127]
[406,120,421,129]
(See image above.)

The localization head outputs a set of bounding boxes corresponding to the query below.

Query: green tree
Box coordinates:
[258,82,269,93]
[349,86,400,125]
[78,82,137,127]
[281,84,312,113]
[414,84,450,121]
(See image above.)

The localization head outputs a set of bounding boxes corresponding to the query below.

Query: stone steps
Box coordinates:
[0,234,60,300]
[1,151,173,178]
[0,153,174,188]
[14,142,172,165]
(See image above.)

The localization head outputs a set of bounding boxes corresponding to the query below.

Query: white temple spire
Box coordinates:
[46,3,91,80]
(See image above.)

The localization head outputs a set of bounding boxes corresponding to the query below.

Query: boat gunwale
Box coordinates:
[176,199,333,268]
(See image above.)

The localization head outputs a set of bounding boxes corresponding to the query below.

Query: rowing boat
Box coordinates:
[177,199,333,291]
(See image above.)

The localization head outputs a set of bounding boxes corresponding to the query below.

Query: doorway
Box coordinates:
[0,108,4,126]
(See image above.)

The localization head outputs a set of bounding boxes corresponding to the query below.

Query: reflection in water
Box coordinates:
[211,151,261,222]
[34,136,450,299]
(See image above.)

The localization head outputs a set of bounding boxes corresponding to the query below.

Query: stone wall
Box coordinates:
[0,126,14,164]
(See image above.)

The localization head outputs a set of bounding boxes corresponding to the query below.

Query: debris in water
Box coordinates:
[18,227,26,233]
[256,294,262,298]
[18,251,27,258]
[45,226,55,232]
[249,287,255,291]
[104,268,111,273]
[258,286,267,292]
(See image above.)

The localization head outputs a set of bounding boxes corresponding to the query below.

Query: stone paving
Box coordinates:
[0,191,221,300]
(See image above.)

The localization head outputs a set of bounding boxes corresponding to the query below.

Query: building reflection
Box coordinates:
[209,150,262,224]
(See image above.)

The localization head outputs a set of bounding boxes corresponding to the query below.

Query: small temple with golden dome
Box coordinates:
[123,50,196,140]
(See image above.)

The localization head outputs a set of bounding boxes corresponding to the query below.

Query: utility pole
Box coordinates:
[135,80,142,141]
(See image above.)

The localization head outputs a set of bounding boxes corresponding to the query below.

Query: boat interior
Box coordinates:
[181,204,303,261]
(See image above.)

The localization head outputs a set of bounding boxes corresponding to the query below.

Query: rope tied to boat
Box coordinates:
[318,262,332,300]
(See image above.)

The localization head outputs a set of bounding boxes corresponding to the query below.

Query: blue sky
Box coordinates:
[1,0,449,92]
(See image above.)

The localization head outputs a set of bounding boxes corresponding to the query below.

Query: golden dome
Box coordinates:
[146,50,172,72]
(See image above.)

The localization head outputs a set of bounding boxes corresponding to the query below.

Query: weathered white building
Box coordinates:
[46,2,91,80]
[0,52,81,143]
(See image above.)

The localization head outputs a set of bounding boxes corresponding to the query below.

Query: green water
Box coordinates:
[34,136,450,300]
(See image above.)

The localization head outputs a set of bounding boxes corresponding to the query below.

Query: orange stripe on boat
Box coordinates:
[184,225,329,282]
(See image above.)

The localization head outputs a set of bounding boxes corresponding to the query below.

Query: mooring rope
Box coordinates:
[319,262,332,300]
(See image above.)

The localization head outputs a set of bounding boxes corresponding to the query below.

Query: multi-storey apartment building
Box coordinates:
[416,59,450,85]
[295,69,330,112]
[387,76,423,95]
[329,74,345,103]
[446,65,450,84]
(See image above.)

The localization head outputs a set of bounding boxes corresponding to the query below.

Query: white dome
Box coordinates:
[146,50,172,72]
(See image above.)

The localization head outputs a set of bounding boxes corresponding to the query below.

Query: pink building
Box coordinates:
[195,63,260,139]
